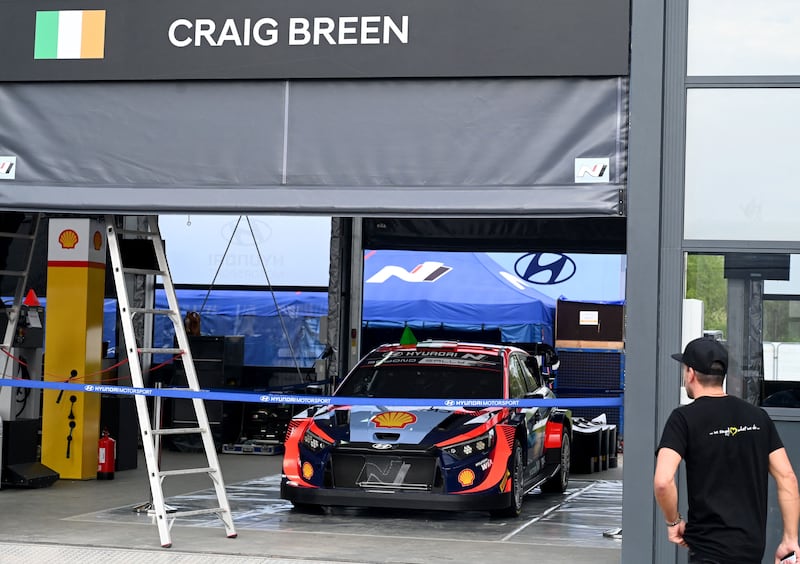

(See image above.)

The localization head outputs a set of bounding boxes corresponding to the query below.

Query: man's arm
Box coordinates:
[654,447,687,547]
[769,447,800,564]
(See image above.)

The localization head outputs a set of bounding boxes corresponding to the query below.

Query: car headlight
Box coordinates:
[443,429,495,460]
[302,428,334,453]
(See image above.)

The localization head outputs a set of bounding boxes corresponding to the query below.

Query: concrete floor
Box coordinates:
[0,449,623,563]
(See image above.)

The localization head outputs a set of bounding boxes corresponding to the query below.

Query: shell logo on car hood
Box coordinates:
[371,411,417,429]
[344,406,460,444]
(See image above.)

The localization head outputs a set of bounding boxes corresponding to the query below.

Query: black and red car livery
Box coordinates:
[280,340,571,516]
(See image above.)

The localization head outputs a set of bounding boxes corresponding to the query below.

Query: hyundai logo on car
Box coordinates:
[514,253,576,285]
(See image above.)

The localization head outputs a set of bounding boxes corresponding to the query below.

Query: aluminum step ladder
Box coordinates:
[104,214,236,548]
[1,213,42,378]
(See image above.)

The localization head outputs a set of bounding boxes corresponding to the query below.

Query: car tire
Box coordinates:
[541,431,571,494]
[491,439,524,518]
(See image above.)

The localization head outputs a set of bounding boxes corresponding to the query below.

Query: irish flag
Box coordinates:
[34,10,106,60]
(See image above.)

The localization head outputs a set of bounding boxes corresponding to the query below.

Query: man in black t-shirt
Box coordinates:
[654,336,800,564]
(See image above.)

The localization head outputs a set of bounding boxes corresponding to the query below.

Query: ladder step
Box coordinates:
[159,467,217,478]
[0,269,29,277]
[130,308,177,316]
[121,267,166,276]
[138,347,183,354]
[152,427,205,436]
[115,229,158,238]
[169,507,226,519]
[0,231,36,240]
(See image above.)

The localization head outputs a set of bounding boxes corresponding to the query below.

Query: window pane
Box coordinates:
[685,252,800,408]
[688,0,800,76]
[509,357,527,399]
[684,89,800,241]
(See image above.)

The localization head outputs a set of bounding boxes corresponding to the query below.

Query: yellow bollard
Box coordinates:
[41,218,106,480]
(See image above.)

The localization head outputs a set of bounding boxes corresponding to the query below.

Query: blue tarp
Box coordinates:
[151,289,328,367]
[98,291,327,367]
[362,250,556,344]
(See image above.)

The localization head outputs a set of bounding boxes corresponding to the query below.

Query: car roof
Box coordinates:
[371,340,525,356]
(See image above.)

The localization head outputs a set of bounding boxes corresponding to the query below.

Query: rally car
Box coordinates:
[280,340,571,516]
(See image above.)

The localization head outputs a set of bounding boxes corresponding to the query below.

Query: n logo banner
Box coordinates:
[366,262,452,283]
[574,158,610,183]
[0,157,16,180]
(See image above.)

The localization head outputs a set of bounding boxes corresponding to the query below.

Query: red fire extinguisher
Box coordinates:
[97,428,116,480]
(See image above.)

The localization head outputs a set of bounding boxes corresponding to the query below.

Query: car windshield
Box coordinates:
[335,350,504,399]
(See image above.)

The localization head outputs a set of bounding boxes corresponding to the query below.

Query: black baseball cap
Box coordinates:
[671,337,728,376]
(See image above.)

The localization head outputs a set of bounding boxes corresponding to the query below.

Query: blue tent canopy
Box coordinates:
[362,250,555,344]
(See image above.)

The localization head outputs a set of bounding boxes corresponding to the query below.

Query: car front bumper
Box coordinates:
[280,479,513,512]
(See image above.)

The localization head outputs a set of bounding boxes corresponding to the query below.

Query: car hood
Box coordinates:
[313,405,497,445]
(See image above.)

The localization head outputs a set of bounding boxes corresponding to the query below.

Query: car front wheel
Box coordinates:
[491,439,524,518]
[541,431,571,494]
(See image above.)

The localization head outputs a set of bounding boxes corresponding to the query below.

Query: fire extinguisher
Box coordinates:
[97,428,116,480]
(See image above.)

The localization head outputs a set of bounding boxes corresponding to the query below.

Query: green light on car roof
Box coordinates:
[399,326,417,346]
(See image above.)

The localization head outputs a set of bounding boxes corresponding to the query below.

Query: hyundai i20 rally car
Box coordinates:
[280,340,571,516]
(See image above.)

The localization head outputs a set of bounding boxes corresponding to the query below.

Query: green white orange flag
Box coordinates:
[34,10,106,60]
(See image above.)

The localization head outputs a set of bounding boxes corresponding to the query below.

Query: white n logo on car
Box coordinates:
[366,262,452,283]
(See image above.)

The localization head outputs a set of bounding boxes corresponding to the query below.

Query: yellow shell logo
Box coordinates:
[371,411,417,429]
[92,230,103,251]
[458,468,475,487]
[58,229,79,249]
[301,461,314,480]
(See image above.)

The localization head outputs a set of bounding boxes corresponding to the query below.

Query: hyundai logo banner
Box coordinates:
[491,252,626,304]
[1,0,629,82]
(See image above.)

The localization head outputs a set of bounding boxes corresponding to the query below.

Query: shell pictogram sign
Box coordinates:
[58,229,79,249]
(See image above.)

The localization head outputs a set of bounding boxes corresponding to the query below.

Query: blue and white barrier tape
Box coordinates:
[0,378,623,408]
